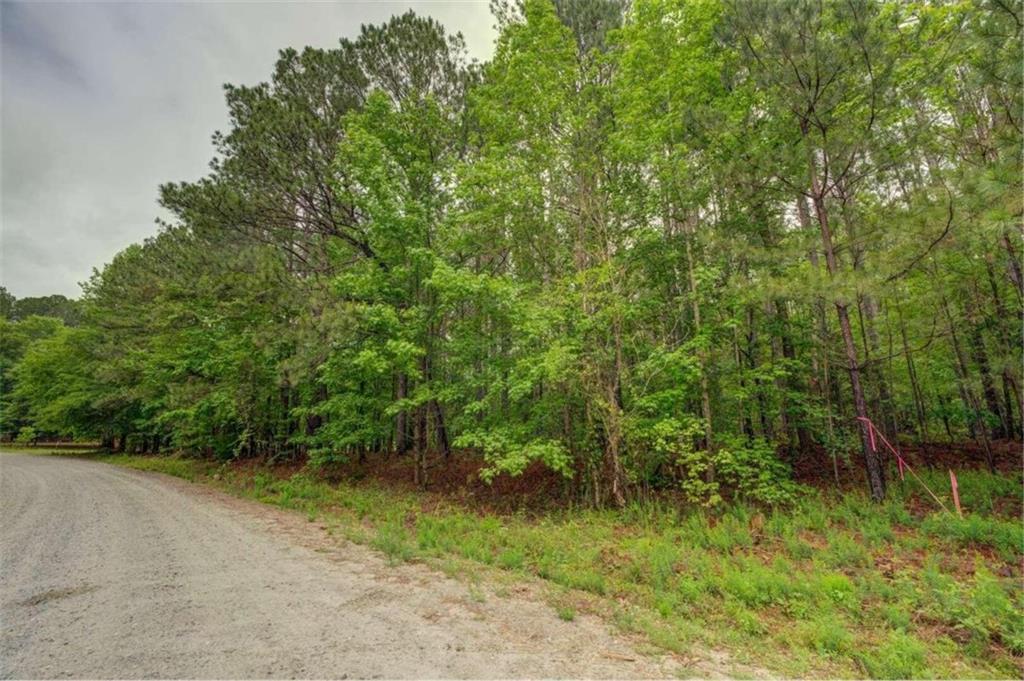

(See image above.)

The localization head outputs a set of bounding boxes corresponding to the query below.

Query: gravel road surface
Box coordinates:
[0,453,684,679]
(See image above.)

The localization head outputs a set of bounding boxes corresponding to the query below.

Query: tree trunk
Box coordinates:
[395,373,409,455]
[413,400,428,490]
[968,320,1006,439]
[1001,231,1023,300]
[684,224,714,475]
[775,300,811,456]
[804,145,885,501]
[431,399,451,460]
[898,307,928,440]
[940,295,996,472]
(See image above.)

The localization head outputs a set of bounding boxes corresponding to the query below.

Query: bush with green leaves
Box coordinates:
[14,426,37,445]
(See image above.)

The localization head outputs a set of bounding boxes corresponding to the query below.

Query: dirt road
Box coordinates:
[0,454,681,679]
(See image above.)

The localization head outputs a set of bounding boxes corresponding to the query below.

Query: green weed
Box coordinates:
[371,519,414,565]
[857,631,928,679]
[798,617,853,657]
[921,512,1023,561]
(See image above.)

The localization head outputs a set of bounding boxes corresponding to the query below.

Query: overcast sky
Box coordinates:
[1,1,496,298]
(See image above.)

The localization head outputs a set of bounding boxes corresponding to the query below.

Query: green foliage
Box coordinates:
[455,429,571,482]
[798,617,853,657]
[14,426,37,444]
[921,513,1024,562]
[372,518,416,565]
[8,0,1021,512]
[713,436,803,506]
[857,631,929,679]
[6,2,1022,672]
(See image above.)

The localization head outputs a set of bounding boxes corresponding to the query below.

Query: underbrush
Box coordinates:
[18,446,1023,679]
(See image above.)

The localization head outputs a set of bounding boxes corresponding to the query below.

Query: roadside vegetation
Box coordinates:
[9,446,1020,678]
[1,0,1020,677]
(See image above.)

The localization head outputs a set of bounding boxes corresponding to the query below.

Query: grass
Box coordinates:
[6,445,1022,679]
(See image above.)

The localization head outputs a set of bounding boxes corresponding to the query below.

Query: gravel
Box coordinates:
[0,453,687,679]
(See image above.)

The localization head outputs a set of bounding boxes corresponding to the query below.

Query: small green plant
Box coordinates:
[555,568,606,595]
[371,519,414,565]
[496,547,525,570]
[557,605,575,621]
[716,556,795,609]
[14,426,37,445]
[821,533,873,569]
[724,599,766,635]
[468,584,487,603]
[648,540,678,590]
[815,572,856,608]
[799,617,853,657]
[857,631,928,679]
[922,513,1023,561]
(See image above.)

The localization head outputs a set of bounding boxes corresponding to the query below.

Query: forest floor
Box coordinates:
[6,442,1022,679]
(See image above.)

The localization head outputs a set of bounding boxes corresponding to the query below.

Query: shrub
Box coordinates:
[14,426,37,445]
[714,436,803,506]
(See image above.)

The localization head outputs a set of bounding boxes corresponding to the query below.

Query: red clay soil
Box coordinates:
[226,438,1021,515]
[322,453,574,514]
[790,438,1022,486]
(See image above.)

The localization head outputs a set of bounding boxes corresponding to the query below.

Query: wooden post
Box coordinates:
[949,470,963,518]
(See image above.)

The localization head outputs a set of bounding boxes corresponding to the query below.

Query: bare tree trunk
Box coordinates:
[897,306,928,440]
[431,399,451,460]
[774,299,811,457]
[413,401,428,490]
[968,321,1006,439]
[685,226,714,471]
[748,306,773,439]
[940,295,996,472]
[395,373,408,455]
[805,146,885,501]
[1001,231,1023,300]
[862,296,898,439]
[734,325,754,438]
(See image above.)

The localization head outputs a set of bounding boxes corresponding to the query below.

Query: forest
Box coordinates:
[2,0,1020,510]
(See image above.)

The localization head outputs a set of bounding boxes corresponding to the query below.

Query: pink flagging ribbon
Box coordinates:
[856,416,952,514]
[857,416,908,473]
[867,420,877,453]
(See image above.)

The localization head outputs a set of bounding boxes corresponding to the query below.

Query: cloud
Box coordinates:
[0,1,496,298]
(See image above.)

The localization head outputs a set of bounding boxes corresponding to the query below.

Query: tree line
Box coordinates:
[2,0,1020,505]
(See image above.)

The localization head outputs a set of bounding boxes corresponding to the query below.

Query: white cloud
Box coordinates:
[1,1,496,297]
